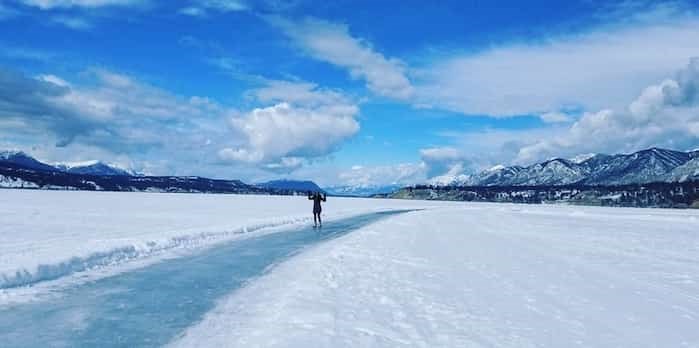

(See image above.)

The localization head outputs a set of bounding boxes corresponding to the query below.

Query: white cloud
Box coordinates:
[19,0,145,9]
[333,147,475,188]
[0,67,233,170]
[252,80,350,107]
[419,146,474,182]
[415,7,699,117]
[4,68,362,178]
[269,17,414,100]
[179,0,247,17]
[219,102,359,171]
[217,79,360,172]
[199,0,246,12]
[261,156,303,172]
[516,57,699,163]
[36,74,70,87]
[337,162,426,188]
[539,111,572,123]
[419,147,462,162]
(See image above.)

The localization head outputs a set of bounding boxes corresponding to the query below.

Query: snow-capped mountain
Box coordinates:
[463,164,523,186]
[256,180,324,193]
[54,161,135,176]
[0,151,293,195]
[663,157,699,182]
[569,153,598,164]
[480,159,585,186]
[427,173,470,186]
[0,152,136,176]
[578,148,691,185]
[0,151,60,173]
[435,147,699,187]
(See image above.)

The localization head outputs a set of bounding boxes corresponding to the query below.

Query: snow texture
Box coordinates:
[171,204,699,348]
[0,190,449,291]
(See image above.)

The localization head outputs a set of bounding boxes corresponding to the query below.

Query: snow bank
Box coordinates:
[0,175,39,189]
[171,204,699,347]
[0,190,453,290]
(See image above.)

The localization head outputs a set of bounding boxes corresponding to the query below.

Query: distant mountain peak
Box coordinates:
[569,153,598,164]
[323,183,402,197]
[256,179,323,193]
[56,160,101,168]
[0,150,59,173]
[0,150,29,160]
[54,160,135,176]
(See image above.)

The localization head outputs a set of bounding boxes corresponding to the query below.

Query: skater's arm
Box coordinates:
[322,193,327,202]
[307,191,313,200]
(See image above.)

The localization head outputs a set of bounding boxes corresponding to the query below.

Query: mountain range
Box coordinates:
[256,180,324,193]
[324,184,402,197]
[436,147,699,187]
[53,160,136,176]
[1,151,135,177]
[0,151,303,195]
[0,151,389,196]
[4,147,699,195]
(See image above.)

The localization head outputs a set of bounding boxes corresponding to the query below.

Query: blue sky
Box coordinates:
[2,0,699,187]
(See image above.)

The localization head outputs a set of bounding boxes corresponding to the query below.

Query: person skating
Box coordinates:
[307,191,327,227]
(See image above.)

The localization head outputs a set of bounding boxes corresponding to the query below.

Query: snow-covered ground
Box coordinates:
[171,204,699,348]
[3,190,699,347]
[0,189,452,291]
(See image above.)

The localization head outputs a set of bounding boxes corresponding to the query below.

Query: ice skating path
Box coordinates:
[0,210,407,348]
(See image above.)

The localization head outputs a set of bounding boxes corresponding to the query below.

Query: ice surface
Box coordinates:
[0,190,450,292]
[4,190,699,347]
[0,211,406,348]
[171,204,699,348]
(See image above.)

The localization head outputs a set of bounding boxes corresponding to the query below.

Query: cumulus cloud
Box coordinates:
[218,79,360,172]
[19,0,145,9]
[2,67,360,177]
[269,17,414,100]
[219,102,359,172]
[415,146,490,184]
[415,7,699,117]
[516,57,699,163]
[0,67,231,161]
[419,147,473,179]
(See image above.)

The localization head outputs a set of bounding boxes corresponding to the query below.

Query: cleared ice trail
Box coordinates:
[0,210,407,348]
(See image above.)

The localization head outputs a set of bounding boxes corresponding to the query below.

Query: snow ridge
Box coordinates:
[0,216,312,289]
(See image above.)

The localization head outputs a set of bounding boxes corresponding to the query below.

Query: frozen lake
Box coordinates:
[2,190,699,347]
[0,211,406,347]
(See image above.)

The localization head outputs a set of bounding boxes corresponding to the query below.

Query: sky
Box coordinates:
[1,0,699,187]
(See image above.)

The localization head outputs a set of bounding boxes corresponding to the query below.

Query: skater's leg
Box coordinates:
[318,212,322,226]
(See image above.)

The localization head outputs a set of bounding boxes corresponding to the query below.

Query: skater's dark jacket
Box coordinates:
[308,191,326,213]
